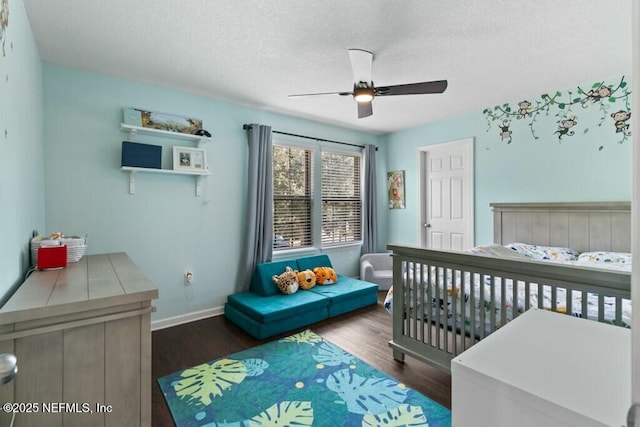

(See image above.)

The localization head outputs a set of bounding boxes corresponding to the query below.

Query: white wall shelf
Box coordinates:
[120,123,211,145]
[122,166,210,196]
[120,122,211,196]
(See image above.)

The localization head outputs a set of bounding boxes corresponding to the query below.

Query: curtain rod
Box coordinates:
[243,124,377,151]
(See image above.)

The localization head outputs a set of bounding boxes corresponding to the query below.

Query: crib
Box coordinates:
[387,202,632,373]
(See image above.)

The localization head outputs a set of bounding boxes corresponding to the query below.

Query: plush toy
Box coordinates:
[313,266,337,285]
[272,266,299,295]
[296,269,316,290]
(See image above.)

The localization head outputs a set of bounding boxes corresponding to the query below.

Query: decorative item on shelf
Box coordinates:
[192,129,211,138]
[121,141,162,169]
[172,146,207,172]
[123,108,142,126]
[122,108,202,135]
[30,232,88,266]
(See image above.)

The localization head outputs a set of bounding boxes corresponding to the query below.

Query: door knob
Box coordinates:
[423,223,431,228]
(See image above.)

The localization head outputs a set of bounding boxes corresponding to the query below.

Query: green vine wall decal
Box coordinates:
[483,76,631,150]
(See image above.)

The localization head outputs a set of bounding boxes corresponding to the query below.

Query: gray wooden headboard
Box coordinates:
[491,202,631,253]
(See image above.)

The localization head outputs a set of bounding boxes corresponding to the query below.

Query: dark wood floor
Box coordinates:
[151,292,452,426]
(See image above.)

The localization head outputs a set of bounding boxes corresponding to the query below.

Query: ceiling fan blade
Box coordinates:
[288,91,352,98]
[375,80,448,96]
[348,49,373,85]
[357,101,373,119]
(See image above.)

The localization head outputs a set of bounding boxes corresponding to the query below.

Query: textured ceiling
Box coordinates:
[23,0,632,134]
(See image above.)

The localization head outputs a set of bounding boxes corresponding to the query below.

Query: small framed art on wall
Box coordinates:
[387,170,405,209]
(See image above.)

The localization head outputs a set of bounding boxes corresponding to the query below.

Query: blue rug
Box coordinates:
[158,330,451,426]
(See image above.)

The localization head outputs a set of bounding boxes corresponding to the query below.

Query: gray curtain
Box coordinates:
[237,124,273,292]
[361,144,378,254]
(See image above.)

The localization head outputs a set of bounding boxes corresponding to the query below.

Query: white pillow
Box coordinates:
[466,244,530,259]
[577,251,632,265]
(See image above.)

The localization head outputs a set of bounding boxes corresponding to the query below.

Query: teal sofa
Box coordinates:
[224,254,378,339]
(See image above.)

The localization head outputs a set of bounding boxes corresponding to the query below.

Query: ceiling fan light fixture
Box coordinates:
[353,87,374,103]
[287,49,448,119]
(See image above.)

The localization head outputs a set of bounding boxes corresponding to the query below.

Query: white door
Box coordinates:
[420,139,474,250]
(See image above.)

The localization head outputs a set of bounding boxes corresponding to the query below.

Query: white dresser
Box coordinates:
[451,308,631,427]
[0,253,158,427]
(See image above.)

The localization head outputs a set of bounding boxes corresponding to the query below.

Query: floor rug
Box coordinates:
[157,330,451,426]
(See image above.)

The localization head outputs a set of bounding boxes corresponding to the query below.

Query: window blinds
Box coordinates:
[272,145,312,250]
[272,144,362,250]
[321,152,362,246]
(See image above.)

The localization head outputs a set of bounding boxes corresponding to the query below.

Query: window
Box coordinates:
[272,145,312,250]
[272,142,362,251]
[321,152,361,246]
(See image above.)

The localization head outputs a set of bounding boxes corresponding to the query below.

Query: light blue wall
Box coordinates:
[383,78,632,247]
[0,0,44,305]
[42,64,384,321]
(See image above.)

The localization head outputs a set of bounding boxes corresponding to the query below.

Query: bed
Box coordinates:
[386,202,632,373]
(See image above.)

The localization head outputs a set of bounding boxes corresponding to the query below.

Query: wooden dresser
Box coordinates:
[0,253,158,427]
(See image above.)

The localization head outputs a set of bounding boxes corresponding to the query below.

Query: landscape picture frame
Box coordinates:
[124,108,203,135]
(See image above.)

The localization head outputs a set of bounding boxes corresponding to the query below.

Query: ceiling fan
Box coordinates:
[288,49,448,119]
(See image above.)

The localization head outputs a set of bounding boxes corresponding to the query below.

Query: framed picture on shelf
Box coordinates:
[173,146,207,172]
[123,108,203,135]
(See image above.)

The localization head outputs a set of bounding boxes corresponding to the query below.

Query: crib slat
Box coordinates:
[615,296,622,326]
[426,264,433,346]
[414,263,420,341]
[490,276,496,333]
[420,263,425,339]
[404,262,410,335]
[443,268,449,353]
[512,278,518,319]
[435,267,441,349]
[460,271,467,351]
[598,294,604,322]
[539,285,545,310]
[479,274,486,339]
[566,288,573,317]
[451,269,457,355]
[501,277,507,327]
[470,273,477,345]
[582,290,588,319]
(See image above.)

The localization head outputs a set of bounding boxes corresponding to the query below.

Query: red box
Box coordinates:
[37,245,68,270]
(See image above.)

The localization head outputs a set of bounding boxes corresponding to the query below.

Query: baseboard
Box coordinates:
[151,306,224,331]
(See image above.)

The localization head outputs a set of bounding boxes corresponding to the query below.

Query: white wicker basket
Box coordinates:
[31,235,88,265]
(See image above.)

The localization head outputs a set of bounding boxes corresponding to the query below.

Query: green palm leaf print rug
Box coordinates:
[157,330,451,426]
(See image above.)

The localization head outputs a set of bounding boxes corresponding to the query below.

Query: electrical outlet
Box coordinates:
[184,271,194,286]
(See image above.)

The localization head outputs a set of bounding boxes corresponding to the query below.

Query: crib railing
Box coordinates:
[388,244,632,373]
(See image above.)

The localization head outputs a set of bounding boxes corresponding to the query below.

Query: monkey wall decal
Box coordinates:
[516,100,532,119]
[583,84,612,105]
[499,120,513,144]
[483,76,630,149]
[611,110,631,135]
[554,117,578,141]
